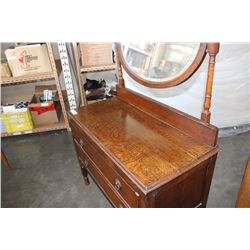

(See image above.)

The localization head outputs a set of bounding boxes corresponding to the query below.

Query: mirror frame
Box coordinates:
[116,43,208,88]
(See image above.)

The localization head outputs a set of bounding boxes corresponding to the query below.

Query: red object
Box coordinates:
[29,103,56,115]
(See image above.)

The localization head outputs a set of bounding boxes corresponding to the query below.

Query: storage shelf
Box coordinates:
[1,120,67,138]
[1,43,70,137]
[80,64,116,73]
[0,72,55,86]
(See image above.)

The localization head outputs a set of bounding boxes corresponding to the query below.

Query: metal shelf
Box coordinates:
[1,43,71,137]
[0,72,55,86]
[1,120,67,138]
[80,64,116,73]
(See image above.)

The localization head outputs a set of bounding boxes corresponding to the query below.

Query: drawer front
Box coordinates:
[70,119,105,164]
[74,139,139,207]
[70,119,139,207]
[78,148,129,208]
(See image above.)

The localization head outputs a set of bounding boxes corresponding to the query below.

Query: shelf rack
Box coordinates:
[0,72,55,86]
[80,64,116,73]
[72,43,116,106]
[1,43,70,137]
[1,119,66,138]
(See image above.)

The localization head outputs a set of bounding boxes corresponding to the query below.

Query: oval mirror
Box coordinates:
[117,43,207,88]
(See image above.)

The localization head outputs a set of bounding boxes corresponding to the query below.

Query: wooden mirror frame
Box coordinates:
[115,42,220,124]
[116,43,208,89]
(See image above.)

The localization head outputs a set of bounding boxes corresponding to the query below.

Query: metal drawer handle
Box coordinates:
[114,179,121,191]
[79,138,84,147]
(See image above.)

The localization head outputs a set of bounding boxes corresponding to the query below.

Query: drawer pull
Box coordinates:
[114,179,121,191]
[79,139,84,147]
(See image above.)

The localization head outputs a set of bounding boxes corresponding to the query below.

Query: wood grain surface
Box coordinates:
[71,97,217,188]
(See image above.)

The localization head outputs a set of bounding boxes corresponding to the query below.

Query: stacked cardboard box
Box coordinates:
[5,44,53,77]
[80,43,113,67]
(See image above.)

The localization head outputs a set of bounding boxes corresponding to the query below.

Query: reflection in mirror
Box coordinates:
[121,43,200,83]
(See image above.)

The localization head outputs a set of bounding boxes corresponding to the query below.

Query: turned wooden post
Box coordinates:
[201,43,220,123]
[115,43,125,87]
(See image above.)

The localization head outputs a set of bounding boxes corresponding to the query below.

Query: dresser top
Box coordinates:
[71,97,218,190]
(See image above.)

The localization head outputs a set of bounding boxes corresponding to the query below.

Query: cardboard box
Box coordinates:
[5,44,53,77]
[0,62,11,78]
[28,85,61,127]
[80,43,113,67]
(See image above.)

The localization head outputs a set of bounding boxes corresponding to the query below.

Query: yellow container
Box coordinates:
[1,110,33,133]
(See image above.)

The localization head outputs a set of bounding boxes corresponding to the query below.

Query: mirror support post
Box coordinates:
[115,43,125,87]
[201,43,220,123]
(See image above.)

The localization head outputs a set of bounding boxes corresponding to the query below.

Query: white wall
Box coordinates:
[124,43,250,128]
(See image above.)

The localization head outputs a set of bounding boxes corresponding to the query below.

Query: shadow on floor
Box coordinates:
[1,130,250,208]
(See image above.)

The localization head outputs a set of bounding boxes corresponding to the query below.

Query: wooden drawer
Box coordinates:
[77,146,130,208]
[70,119,107,166]
[70,121,139,207]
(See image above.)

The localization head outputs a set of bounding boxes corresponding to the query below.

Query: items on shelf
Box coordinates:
[0,112,7,133]
[2,101,30,113]
[0,85,63,134]
[80,43,114,67]
[84,78,116,101]
[4,44,53,77]
[84,78,106,91]
[1,100,33,133]
[39,90,56,102]
[28,85,62,127]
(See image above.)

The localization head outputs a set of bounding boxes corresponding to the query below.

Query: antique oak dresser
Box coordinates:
[68,43,220,208]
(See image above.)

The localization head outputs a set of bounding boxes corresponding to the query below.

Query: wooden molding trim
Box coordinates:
[117,86,218,147]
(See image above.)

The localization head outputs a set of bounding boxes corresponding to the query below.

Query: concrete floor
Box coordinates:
[1,130,250,208]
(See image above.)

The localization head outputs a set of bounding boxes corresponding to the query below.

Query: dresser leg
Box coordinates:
[201,155,217,207]
[80,166,90,186]
[83,176,90,186]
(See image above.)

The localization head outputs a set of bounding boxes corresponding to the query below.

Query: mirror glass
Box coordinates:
[121,43,201,82]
